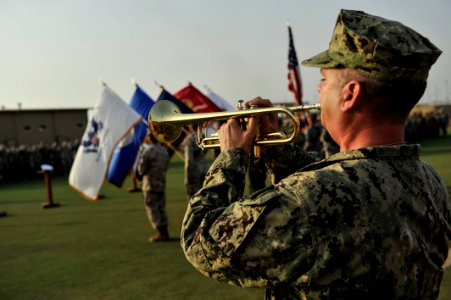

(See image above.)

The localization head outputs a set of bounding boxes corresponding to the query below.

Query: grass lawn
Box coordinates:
[1,134,450,300]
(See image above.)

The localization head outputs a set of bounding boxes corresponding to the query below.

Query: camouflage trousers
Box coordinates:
[143,191,168,229]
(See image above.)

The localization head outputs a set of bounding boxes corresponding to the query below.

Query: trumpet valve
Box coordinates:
[236,100,244,110]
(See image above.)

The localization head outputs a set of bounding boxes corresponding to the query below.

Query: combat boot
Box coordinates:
[149,225,170,242]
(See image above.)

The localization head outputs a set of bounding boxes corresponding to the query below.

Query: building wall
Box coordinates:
[15,111,55,145]
[0,113,15,143]
[0,109,88,146]
[53,111,88,142]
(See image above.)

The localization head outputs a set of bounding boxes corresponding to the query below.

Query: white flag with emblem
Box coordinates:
[69,85,141,201]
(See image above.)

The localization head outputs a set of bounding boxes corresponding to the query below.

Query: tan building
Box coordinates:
[0,108,88,146]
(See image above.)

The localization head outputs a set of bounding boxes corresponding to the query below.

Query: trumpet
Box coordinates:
[148,100,320,149]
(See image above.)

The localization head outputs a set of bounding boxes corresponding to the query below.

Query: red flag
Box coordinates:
[287,25,303,105]
[174,83,222,113]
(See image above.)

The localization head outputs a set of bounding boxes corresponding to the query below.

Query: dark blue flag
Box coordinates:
[108,85,155,187]
[157,88,194,114]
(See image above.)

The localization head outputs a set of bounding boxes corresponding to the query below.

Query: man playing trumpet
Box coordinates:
[181,9,451,299]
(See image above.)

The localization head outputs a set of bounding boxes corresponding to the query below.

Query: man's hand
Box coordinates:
[217,97,277,154]
[245,97,278,134]
[218,114,258,154]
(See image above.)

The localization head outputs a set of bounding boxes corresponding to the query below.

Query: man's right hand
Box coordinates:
[245,97,278,134]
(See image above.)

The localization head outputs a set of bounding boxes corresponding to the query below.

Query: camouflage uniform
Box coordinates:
[184,132,210,198]
[182,145,450,299]
[248,155,267,194]
[138,142,169,229]
[181,9,451,299]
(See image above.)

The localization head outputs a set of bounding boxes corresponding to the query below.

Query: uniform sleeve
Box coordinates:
[181,148,316,288]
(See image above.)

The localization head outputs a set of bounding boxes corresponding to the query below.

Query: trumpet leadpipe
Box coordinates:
[289,103,321,112]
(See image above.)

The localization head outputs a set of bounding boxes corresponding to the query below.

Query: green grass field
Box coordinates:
[1,135,450,300]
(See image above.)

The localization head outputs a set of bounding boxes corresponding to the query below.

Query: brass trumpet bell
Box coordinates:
[149,100,185,143]
[148,100,320,148]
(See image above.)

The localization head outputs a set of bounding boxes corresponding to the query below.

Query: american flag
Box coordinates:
[287,25,302,105]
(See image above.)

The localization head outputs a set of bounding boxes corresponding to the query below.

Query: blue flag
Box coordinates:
[107,85,155,187]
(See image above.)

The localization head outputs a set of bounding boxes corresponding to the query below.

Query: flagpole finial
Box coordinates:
[286,19,291,27]
[131,78,138,87]
[98,78,107,87]
[154,81,165,90]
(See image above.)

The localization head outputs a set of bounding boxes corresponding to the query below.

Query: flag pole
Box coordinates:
[98,78,107,87]
[155,81,165,90]
[204,84,211,92]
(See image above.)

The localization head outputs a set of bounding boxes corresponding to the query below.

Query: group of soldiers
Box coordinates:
[0,140,79,185]
[405,109,449,143]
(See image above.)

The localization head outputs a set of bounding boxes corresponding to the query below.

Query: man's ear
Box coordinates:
[340,80,362,112]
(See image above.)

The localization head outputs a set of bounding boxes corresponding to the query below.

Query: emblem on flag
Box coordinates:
[82,119,103,153]
[69,85,141,201]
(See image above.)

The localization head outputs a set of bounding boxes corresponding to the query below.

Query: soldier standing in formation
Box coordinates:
[137,133,170,242]
[181,9,450,299]
[184,125,210,199]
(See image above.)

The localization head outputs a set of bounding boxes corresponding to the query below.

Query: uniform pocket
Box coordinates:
[209,188,282,256]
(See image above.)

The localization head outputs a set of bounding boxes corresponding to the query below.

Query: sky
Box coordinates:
[1,0,451,110]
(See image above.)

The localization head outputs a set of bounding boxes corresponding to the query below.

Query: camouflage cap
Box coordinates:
[301,9,442,82]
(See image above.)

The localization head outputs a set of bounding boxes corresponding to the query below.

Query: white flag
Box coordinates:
[69,85,142,201]
[205,88,235,111]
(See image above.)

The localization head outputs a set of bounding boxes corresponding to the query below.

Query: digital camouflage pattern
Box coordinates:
[138,143,169,193]
[181,144,451,299]
[301,9,442,83]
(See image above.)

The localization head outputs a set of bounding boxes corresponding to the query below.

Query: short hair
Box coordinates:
[338,68,427,118]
